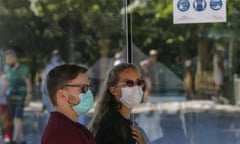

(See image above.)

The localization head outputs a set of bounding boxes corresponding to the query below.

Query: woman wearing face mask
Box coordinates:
[41,64,96,144]
[89,63,146,144]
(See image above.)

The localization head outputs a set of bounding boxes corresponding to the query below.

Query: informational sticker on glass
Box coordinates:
[173,0,227,24]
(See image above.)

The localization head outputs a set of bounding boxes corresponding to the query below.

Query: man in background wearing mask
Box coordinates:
[0,49,32,144]
[41,49,65,115]
[41,64,96,144]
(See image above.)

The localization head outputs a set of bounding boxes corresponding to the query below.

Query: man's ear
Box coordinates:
[57,89,68,101]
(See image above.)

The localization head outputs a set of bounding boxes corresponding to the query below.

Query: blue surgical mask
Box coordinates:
[73,90,94,115]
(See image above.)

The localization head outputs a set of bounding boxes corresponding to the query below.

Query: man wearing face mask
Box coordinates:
[89,63,146,144]
[41,64,95,144]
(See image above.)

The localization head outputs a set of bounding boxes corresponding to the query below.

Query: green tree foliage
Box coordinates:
[0,0,240,68]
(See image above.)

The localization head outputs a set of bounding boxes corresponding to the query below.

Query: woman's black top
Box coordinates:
[95,110,136,144]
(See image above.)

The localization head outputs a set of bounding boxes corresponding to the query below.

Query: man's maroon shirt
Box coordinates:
[41,112,95,144]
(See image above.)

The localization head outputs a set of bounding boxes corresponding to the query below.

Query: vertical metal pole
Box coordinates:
[125,0,135,126]
[125,0,133,64]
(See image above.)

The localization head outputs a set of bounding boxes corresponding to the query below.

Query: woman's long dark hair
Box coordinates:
[88,63,138,137]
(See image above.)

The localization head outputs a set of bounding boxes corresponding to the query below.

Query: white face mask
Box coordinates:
[120,86,143,108]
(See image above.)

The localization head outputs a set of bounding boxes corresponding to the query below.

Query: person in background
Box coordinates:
[139,49,158,103]
[183,59,194,100]
[41,49,65,115]
[112,51,124,66]
[1,49,32,144]
[212,48,228,104]
[89,63,146,144]
[41,64,95,144]
[0,72,12,144]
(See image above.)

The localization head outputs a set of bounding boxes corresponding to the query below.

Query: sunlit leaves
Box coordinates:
[43,23,63,38]
[91,4,100,12]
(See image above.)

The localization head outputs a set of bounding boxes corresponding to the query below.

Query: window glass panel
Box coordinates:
[130,1,240,144]
[0,0,126,142]
[1,1,240,144]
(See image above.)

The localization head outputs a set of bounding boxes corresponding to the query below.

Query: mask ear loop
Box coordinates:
[63,90,79,106]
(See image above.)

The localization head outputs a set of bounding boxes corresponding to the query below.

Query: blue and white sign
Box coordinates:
[177,0,190,12]
[173,0,226,24]
[210,0,223,11]
[193,0,207,11]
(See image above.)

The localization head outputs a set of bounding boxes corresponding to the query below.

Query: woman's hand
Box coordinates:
[131,125,146,144]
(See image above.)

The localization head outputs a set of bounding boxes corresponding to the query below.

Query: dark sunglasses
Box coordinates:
[118,79,145,87]
[62,84,92,93]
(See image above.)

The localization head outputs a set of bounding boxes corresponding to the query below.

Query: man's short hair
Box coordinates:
[5,49,16,57]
